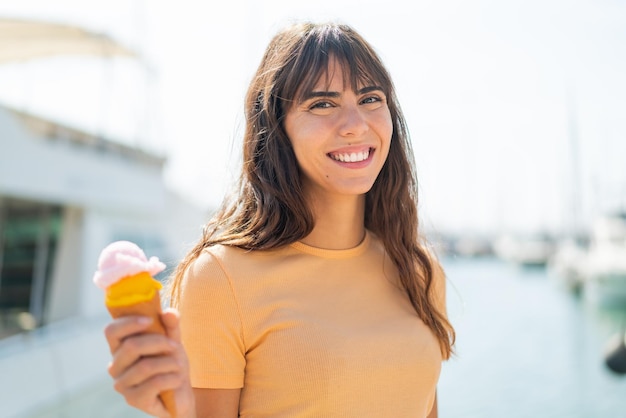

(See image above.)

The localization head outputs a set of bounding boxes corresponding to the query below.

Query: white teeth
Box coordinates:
[331,149,370,162]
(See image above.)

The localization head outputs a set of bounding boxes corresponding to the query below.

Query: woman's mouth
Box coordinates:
[328,148,372,163]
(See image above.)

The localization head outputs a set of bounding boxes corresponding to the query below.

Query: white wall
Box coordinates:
[0,106,166,213]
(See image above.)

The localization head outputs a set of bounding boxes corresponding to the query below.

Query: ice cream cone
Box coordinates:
[94,241,177,417]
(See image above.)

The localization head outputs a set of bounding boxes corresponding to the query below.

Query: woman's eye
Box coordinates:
[309,101,333,110]
[361,95,383,105]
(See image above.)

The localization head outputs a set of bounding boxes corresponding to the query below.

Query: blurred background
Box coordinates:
[0,0,625,417]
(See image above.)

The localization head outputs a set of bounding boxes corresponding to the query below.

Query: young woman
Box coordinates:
[104,21,455,418]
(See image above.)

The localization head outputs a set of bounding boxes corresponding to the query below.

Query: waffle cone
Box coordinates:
[106,292,177,417]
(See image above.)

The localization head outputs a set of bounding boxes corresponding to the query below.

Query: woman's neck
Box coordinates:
[301,193,366,250]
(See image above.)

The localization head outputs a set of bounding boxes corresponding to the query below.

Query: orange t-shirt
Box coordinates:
[178,231,446,417]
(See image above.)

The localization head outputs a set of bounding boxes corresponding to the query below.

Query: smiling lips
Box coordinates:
[328,147,373,163]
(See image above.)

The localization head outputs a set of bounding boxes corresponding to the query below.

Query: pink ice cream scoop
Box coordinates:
[93,240,166,289]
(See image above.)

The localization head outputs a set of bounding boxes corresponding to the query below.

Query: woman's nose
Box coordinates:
[338,105,368,137]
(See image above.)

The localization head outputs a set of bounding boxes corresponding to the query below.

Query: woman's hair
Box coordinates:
[168,21,455,358]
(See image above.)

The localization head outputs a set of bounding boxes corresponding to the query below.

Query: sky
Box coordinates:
[1,0,625,237]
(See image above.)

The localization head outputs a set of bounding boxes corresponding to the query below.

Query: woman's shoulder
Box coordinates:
[179,245,256,300]
[188,244,243,275]
[200,243,290,261]
[188,243,294,278]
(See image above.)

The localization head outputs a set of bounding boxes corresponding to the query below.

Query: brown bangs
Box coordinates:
[278,24,393,108]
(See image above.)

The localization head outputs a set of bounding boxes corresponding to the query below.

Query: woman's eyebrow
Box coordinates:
[301,91,341,101]
[301,85,384,101]
[358,85,384,94]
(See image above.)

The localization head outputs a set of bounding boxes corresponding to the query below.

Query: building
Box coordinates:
[0,104,208,417]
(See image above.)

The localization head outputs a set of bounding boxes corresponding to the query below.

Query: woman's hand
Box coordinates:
[104,308,196,418]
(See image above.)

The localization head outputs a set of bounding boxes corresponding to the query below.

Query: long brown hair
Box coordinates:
[168,21,455,358]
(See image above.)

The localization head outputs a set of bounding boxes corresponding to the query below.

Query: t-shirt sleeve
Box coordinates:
[178,248,246,389]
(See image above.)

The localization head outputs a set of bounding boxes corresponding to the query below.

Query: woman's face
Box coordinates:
[283,58,392,201]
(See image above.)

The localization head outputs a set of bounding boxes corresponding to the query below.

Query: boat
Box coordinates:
[493,232,556,268]
[582,213,626,309]
[547,236,589,293]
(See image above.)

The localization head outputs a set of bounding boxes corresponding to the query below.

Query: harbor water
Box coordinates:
[25,257,626,418]
[438,256,626,418]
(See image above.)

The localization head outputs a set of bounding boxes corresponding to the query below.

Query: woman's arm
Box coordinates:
[193,388,241,418]
[426,392,438,418]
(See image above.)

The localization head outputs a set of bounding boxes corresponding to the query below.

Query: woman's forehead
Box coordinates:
[302,56,380,94]
[312,58,347,89]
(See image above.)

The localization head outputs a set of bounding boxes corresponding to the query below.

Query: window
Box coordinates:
[0,198,61,339]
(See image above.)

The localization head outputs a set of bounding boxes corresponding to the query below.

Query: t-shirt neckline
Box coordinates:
[290,230,371,259]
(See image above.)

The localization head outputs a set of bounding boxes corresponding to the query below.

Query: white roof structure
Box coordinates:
[0,17,136,63]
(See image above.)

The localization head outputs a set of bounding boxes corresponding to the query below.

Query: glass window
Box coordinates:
[0,198,61,339]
